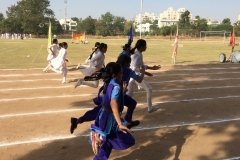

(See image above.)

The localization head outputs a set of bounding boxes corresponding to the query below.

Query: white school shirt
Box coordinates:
[130,51,148,75]
[89,50,105,68]
[48,44,60,57]
[51,48,67,69]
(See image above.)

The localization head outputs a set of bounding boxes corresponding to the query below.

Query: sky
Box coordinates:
[0,0,240,24]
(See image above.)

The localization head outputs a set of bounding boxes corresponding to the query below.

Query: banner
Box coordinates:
[128,25,133,45]
[72,32,85,43]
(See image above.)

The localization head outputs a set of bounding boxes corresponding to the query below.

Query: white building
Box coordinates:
[59,18,77,31]
[135,23,152,33]
[134,12,159,24]
[206,18,220,26]
[158,7,192,28]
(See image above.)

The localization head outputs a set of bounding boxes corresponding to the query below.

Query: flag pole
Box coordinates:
[140,0,142,39]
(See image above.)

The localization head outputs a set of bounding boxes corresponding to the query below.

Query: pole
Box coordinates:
[64,0,67,30]
[140,0,142,39]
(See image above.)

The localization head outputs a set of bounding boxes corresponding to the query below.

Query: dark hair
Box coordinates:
[130,39,146,55]
[95,42,100,47]
[99,43,107,51]
[116,54,131,66]
[52,39,58,44]
[102,62,122,94]
[59,43,63,47]
[62,42,68,47]
[89,43,107,60]
[122,44,130,51]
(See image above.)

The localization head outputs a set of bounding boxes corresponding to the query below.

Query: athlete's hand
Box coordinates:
[118,124,133,134]
[152,65,161,70]
[145,72,153,77]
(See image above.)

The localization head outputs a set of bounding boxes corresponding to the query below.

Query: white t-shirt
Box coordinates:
[89,50,105,68]
[48,44,60,57]
[130,51,148,74]
[51,48,67,69]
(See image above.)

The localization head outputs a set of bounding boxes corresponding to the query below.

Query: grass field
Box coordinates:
[0,38,237,69]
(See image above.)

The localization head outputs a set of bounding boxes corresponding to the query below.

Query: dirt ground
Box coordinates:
[1,63,240,160]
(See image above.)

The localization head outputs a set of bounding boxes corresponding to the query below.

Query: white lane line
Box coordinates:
[2,66,240,72]
[1,67,240,77]
[0,72,79,77]
[154,71,240,77]
[0,108,93,118]
[1,117,240,147]
[1,95,240,118]
[223,157,240,160]
[132,117,240,131]
[0,135,76,147]
[0,93,97,102]
[1,85,240,94]
[140,85,240,93]
[0,86,73,91]
[1,77,240,84]
[149,77,240,84]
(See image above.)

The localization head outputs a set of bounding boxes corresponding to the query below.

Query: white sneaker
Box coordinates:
[74,79,82,89]
[148,106,159,113]
[62,81,67,84]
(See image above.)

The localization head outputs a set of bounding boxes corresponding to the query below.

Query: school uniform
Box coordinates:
[81,50,105,88]
[51,48,68,83]
[91,79,135,160]
[127,50,155,112]
[47,44,60,61]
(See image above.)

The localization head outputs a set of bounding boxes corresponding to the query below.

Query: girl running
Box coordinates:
[127,39,161,113]
[50,42,69,84]
[43,39,61,72]
[90,62,135,159]
[74,43,107,88]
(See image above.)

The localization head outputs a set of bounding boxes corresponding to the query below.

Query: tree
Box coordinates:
[96,12,114,36]
[0,13,5,33]
[150,24,160,35]
[123,21,134,35]
[160,26,171,36]
[71,17,80,24]
[112,16,125,35]
[178,10,191,29]
[76,16,96,35]
[191,16,208,35]
[0,13,4,22]
[5,0,54,35]
[222,18,231,25]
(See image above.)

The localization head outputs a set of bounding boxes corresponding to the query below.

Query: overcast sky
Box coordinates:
[1,0,239,23]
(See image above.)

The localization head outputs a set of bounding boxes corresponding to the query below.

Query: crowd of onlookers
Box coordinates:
[1,33,32,40]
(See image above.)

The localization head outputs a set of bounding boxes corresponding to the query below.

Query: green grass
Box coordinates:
[0,38,237,69]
